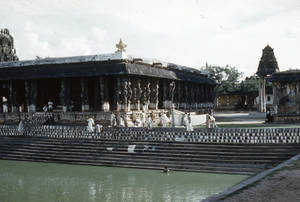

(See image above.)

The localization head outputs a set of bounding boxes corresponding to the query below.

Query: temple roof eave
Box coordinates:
[269,70,300,82]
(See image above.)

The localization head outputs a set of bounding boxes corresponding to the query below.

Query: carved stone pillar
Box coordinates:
[119,77,128,111]
[25,80,37,112]
[149,79,158,110]
[258,77,266,112]
[60,78,71,112]
[9,80,18,112]
[116,77,121,111]
[80,78,89,112]
[127,79,132,112]
[136,79,142,111]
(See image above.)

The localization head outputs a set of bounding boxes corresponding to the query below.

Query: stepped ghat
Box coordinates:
[1,113,300,175]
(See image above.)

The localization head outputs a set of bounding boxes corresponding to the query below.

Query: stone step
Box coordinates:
[0,153,258,175]
[0,144,293,162]
[0,136,297,175]
[0,145,278,166]
[2,136,300,152]
[0,156,256,176]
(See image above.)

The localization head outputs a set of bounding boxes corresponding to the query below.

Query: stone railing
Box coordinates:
[1,125,300,144]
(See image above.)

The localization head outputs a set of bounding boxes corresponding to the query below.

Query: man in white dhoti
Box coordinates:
[210,114,216,128]
[2,96,8,113]
[103,102,110,112]
[160,112,170,127]
[110,112,116,127]
[141,111,146,127]
[95,124,103,133]
[146,115,152,128]
[182,113,188,127]
[119,115,125,127]
[206,114,211,128]
[186,113,193,131]
[87,118,95,132]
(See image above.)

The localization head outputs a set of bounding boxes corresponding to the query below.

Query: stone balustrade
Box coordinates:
[0,125,299,144]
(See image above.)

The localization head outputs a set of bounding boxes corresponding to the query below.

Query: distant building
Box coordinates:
[0,30,216,116]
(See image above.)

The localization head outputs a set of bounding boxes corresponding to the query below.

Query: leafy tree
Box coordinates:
[205,64,243,92]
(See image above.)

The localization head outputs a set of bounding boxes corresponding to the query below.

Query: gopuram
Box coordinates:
[256,45,279,112]
[0,30,216,124]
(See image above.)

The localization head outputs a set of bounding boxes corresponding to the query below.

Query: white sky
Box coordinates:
[1,0,300,77]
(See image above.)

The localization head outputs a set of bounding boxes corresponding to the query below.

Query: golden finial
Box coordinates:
[116,38,127,52]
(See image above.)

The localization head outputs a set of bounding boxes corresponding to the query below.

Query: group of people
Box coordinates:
[87,118,103,133]
[206,113,216,128]
[43,100,54,112]
[110,112,126,127]
[110,112,153,128]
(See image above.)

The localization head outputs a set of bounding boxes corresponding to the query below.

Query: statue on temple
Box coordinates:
[0,28,18,62]
[136,80,142,110]
[127,80,132,111]
[119,79,127,106]
[141,83,147,106]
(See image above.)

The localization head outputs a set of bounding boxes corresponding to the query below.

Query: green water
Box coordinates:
[0,160,247,202]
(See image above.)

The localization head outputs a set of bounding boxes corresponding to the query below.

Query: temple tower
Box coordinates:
[0,28,18,62]
[256,45,279,112]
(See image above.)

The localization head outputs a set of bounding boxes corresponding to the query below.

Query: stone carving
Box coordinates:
[115,38,127,52]
[0,28,18,62]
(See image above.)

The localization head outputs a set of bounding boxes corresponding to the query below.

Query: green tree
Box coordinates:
[206,64,243,92]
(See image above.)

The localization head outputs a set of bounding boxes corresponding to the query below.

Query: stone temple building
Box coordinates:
[270,70,300,123]
[256,45,279,112]
[0,29,216,123]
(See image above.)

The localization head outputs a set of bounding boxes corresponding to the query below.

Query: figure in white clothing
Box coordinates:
[95,124,103,133]
[206,114,216,128]
[182,113,188,127]
[187,122,194,131]
[2,96,8,113]
[43,105,48,112]
[119,115,125,127]
[186,113,193,131]
[110,112,116,127]
[210,115,216,128]
[48,100,53,112]
[18,120,25,135]
[160,113,170,127]
[206,114,211,128]
[145,115,152,128]
[87,118,95,132]
[141,111,146,127]
[103,102,110,112]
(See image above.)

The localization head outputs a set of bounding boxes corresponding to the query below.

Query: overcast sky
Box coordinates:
[1,0,300,77]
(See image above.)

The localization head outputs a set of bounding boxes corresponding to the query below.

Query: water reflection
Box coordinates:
[0,160,248,202]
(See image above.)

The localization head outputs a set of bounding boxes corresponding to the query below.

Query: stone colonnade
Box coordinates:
[272,81,300,115]
[0,76,215,113]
